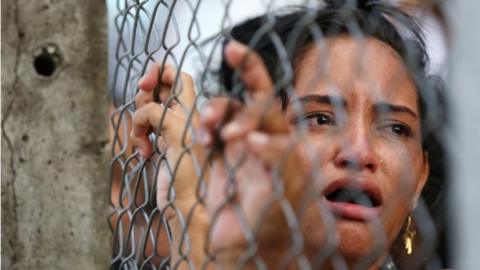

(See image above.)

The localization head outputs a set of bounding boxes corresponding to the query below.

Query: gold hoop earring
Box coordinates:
[404,213,416,255]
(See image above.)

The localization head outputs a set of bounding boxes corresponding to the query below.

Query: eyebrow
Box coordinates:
[290,95,418,118]
[374,102,418,119]
[291,94,347,107]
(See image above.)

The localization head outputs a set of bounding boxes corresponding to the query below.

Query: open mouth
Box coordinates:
[325,187,381,208]
[323,179,383,221]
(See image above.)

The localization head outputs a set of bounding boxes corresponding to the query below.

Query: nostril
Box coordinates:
[340,159,361,170]
[334,156,379,172]
[366,163,377,172]
[333,137,381,172]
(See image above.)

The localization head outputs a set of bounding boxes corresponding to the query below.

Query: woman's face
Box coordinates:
[291,36,429,265]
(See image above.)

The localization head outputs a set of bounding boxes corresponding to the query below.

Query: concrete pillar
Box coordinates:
[1,0,110,269]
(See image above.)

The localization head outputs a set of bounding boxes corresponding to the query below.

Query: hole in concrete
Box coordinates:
[34,54,56,76]
[32,44,61,77]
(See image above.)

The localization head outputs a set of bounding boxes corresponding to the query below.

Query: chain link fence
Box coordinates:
[107,0,450,269]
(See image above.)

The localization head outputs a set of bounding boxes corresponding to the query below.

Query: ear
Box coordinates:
[411,151,429,209]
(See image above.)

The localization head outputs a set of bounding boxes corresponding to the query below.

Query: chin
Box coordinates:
[300,204,393,267]
[335,220,387,265]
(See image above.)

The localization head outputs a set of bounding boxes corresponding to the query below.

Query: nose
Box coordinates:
[333,124,381,173]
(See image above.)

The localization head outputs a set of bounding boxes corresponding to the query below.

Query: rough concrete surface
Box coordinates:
[2,0,110,268]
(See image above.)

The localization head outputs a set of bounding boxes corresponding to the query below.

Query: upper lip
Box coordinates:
[322,176,383,207]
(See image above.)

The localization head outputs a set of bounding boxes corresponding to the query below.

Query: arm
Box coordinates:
[200,41,313,269]
[131,64,210,269]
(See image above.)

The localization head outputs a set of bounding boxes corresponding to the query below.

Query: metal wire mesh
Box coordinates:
[107,0,449,269]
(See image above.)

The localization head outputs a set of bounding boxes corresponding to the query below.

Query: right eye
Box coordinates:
[299,111,336,129]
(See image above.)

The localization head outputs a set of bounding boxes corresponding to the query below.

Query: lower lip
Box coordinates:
[326,201,380,221]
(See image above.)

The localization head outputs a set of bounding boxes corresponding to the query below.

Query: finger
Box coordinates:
[138,64,160,92]
[245,132,293,164]
[137,64,196,108]
[130,102,175,157]
[136,64,174,109]
[200,97,238,127]
[246,131,308,209]
[220,109,258,141]
[224,41,274,101]
[173,71,196,109]
[220,99,289,141]
[224,41,290,137]
[150,64,195,108]
[138,63,178,91]
[135,89,154,109]
[199,97,241,145]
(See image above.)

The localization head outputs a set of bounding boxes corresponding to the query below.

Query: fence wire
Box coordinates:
[107,0,450,269]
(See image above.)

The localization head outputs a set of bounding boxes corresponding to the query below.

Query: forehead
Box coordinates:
[294,36,418,109]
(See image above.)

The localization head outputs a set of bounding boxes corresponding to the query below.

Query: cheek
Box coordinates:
[300,203,329,252]
[381,144,424,208]
[379,145,424,242]
[301,133,337,163]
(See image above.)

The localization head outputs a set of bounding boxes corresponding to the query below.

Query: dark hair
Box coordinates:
[221,1,428,95]
[220,0,449,268]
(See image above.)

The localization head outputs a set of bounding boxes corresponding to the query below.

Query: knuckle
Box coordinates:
[132,104,151,122]
[134,94,143,107]
[131,111,141,125]
[135,91,151,107]
[129,130,140,143]
[162,65,176,81]
[143,102,157,113]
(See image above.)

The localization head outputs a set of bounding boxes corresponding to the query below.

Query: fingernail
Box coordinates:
[197,128,211,145]
[224,41,236,57]
[138,77,145,88]
[201,106,215,121]
[221,122,242,139]
[224,41,243,58]
[247,132,269,147]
